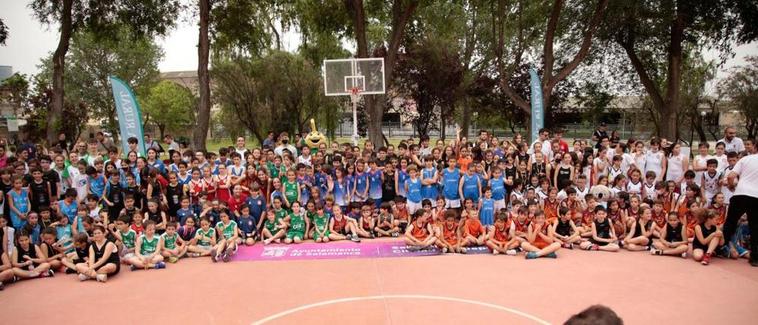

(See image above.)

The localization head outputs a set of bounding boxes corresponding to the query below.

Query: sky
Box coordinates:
[1,0,757,93]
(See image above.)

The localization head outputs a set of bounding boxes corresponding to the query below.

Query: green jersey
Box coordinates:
[139,234,159,255]
[283,180,299,205]
[216,220,237,239]
[274,209,287,222]
[161,232,178,250]
[264,219,280,234]
[289,212,306,233]
[267,162,282,179]
[313,213,329,232]
[120,229,137,249]
[195,228,215,246]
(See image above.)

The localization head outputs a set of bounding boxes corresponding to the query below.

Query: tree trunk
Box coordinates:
[461,101,471,139]
[158,124,166,140]
[661,10,685,141]
[693,115,707,143]
[48,0,73,145]
[193,0,211,151]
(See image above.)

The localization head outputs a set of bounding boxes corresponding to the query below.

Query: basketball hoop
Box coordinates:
[349,87,362,104]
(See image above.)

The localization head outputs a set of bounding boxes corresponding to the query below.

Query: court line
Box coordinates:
[252,294,552,325]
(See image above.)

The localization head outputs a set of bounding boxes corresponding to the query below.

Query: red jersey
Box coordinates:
[464,218,485,237]
[493,219,512,242]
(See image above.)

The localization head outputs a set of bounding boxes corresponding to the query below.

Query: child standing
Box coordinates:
[8,176,30,229]
[405,165,423,215]
[478,187,495,226]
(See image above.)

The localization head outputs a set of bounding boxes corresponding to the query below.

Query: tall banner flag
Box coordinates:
[109,76,146,156]
[528,68,544,145]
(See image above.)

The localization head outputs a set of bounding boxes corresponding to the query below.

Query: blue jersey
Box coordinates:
[177,208,195,226]
[177,173,191,186]
[314,172,329,198]
[442,168,461,200]
[345,175,356,198]
[56,224,74,253]
[58,200,78,224]
[397,170,409,197]
[461,174,480,202]
[333,178,349,207]
[405,178,423,203]
[238,215,258,234]
[298,175,313,205]
[480,198,495,226]
[9,189,30,228]
[88,174,106,198]
[245,195,266,222]
[421,167,438,201]
[354,172,369,199]
[150,160,166,175]
[368,169,383,199]
[489,176,506,200]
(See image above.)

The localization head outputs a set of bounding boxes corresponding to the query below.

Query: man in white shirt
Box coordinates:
[234,137,249,158]
[720,127,745,153]
[529,128,552,158]
[274,132,297,158]
[723,153,758,267]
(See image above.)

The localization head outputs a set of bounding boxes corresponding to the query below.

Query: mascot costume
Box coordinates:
[304,118,327,154]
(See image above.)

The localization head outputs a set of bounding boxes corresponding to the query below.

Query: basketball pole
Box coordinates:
[351,90,359,146]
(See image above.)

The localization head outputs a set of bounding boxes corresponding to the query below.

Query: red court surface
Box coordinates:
[2,244,757,325]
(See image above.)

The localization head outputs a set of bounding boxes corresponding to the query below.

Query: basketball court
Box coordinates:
[2,239,756,325]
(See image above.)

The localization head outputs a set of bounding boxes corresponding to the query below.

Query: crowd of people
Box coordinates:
[0,124,755,290]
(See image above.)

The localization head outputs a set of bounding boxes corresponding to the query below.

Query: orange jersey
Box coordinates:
[410,220,429,240]
[464,218,485,237]
[458,157,473,172]
[544,199,559,224]
[493,220,512,242]
[442,223,458,245]
[582,211,594,228]
[710,205,726,226]
[531,222,551,248]
[627,207,641,220]
[514,218,530,234]
[682,213,698,238]
[652,211,666,228]
[395,207,409,222]
[662,193,675,213]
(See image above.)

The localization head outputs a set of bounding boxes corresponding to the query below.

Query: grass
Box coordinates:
[204,136,406,153]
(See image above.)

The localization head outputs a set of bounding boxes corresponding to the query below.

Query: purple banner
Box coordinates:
[233,240,443,262]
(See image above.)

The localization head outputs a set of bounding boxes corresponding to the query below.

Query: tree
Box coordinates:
[213,51,340,143]
[604,0,758,140]
[575,81,615,126]
[193,0,212,151]
[718,56,758,139]
[393,37,465,138]
[36,27,162,139]
[23,74,89,142]
[496,0,609,132]
[30,0,179,145]
[143,80,196,139]
[0,74,29,117]
[0,18,8,45]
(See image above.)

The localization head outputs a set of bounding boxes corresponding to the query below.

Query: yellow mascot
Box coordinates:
[304,118,327,153]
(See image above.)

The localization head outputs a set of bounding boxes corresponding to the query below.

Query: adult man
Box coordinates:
[262,131,276,148]
[477,130,489,148]
[144,134,162,153]
[419,135,432,157]
[554,128,569,154]
[234,137,249,157]
[163,134,181,152]
[529,128,552,158]
[592,122,609,147]
[723,152,758,267]
[274,132,297,157]
[720,127,745,153]
[95,131,116,152]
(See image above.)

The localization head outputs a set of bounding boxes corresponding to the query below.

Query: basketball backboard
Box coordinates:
[323,58,385,96]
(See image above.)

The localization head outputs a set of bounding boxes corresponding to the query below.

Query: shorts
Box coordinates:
[96,262,120,276]
[494,199,506,212]
[533,241,549,249]
[287,231,304,240]
[590,239,612,247]
[122,252,136,260]
[313,230,331,240]
[407,200,422,215]
[197,244,212,251]
[445,199,461,209]
[242,231,258,240]
[397,221,408,234]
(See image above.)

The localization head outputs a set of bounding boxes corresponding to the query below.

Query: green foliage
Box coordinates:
[143,80,196,138]
[718,56,758,139]
[0,73,30,115]
[213,51,341,142]
[36,27,162,135]
[576,81,615,125]
[0,18,7,45]
[22,74,89,142]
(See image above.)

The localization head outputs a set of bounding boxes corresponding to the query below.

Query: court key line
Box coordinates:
[252,294,552,325]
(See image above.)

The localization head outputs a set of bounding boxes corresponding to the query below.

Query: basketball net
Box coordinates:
[349,87,362,104]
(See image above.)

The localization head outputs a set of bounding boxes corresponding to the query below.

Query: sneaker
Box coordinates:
[96,274,107,283]
[717,246,731,258]
[222,252,232,263]
[154,262,166,269]
[562,243,571,249]
[651,249,662,255]
[225,246,234,258]
[545,252,557,258]
[46,270,55,277]
[78,273,89,281]
[210,250,218,262]
[351,236,361,243]
[515,247,523,253]
[188,252,200,258]
[618,241,625,249]
[492,249,499,255]
[525,252,538,259]
[406,246,420,252]
[391,232,399,237]
[168,256,179,263]
[0,282,4,291]
[506,249,518,256]
[274,239,282,243]
[130,265,137,272]
[345,234,352,240]
[65,268,77,274]
[442,247,448,253]
[459,247,467,254]
[750,259,758,267]
[567,243,574,250]
[590,244,599,251]
[681,252,688,259]
[701,253,711,265]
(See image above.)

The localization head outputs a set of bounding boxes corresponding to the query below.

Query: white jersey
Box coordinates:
[702,170,721,202]
[721,165,736,204]
[620,153,635,174]
[608,166,623,182]
[665,153,685,182]
[644,150,664,180]
[632,152,647,172]
[714,154,728,173]
[693,154,712,185]
[593,157,608,180]
[574,184,590,201]
[626,180,643,196]
[643,182,657,201]
[229,165,246,177]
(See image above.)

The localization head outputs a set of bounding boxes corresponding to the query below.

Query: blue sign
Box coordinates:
[529,68,544,145]
[109,76,146,156]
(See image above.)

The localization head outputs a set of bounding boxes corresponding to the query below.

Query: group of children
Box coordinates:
[0,130,753,290]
